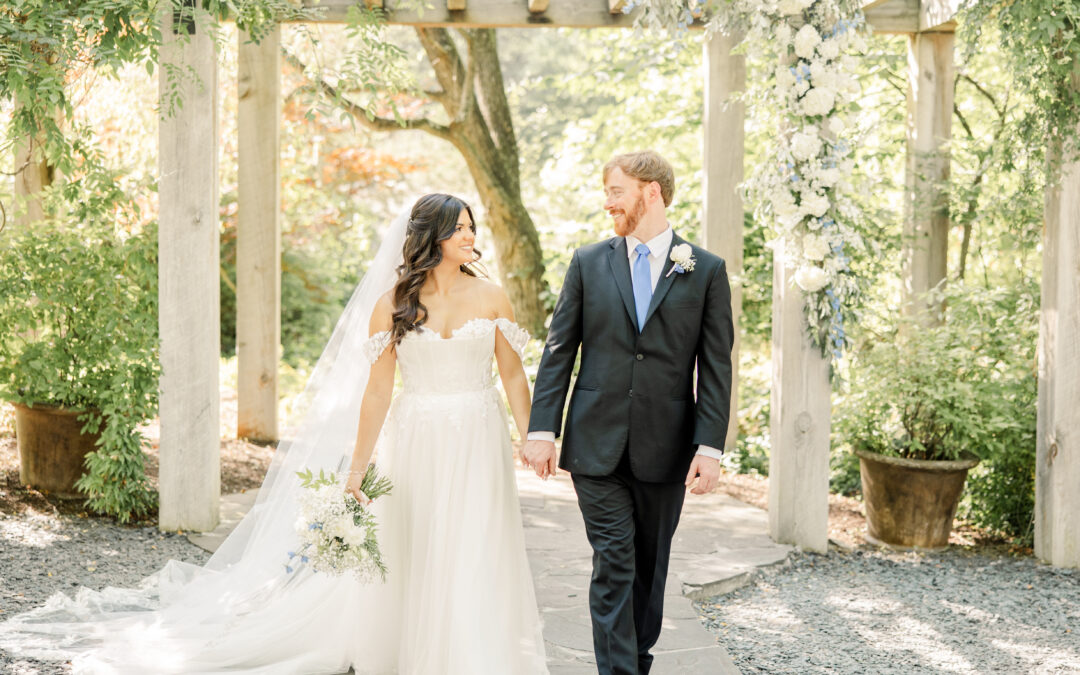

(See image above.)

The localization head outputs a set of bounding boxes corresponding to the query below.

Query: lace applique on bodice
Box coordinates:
[359,318,529,394]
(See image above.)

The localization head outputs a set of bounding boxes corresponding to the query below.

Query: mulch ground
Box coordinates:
[716,470,1029,557]
[0,434,275,524]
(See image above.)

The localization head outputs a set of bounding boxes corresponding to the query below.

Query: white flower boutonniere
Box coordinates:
[666,243,696,277]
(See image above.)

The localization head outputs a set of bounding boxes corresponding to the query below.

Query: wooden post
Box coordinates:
[768,240,831,553]
[158,5,221,532]
[12,105,51,229]
[703,31,744,453]
[1036,115,1080,568]
[237,26,282,444]
[901,32,954,317]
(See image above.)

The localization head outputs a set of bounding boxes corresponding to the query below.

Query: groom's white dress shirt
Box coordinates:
[527,226,725,461]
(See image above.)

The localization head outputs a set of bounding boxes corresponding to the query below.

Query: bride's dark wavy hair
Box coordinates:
[390,193,482,345]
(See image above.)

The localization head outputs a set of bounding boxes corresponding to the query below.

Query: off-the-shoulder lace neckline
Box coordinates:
[414,316,513,341]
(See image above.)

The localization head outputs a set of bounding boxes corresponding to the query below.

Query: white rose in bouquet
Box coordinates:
[791,129,823,161]
[794,25,822,59]
[794,265,829,292]
[802,234,830,261]
[801,87,836,117]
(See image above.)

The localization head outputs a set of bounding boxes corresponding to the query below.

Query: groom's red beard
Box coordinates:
[612,193,647,237]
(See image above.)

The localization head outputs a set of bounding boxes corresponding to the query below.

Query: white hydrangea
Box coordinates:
[810,61,840,91]
[794,24,822,59]
[817,37,841,60]
[790,129,823,161]
[802,234,830,261]
[801,87,836,117]
[817,167,842,188]
[776,65,796,89]
[794,265,829,292]
[802,192,831,217]
[828,116,845,136]
[778,0,804,15]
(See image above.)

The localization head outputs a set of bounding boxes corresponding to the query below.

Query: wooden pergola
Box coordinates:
[140,0,1078,566]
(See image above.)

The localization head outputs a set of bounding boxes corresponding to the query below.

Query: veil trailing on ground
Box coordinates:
[0,211,411,673]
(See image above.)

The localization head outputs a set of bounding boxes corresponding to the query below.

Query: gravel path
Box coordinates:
[696,549,1080,674]
[0,511,209,674]
[5,510,1079,675]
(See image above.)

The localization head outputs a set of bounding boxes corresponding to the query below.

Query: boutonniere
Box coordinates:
[665,243,696,277]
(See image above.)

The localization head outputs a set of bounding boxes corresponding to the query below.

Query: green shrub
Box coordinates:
[0,220,159,522]
[835,283,1037,542]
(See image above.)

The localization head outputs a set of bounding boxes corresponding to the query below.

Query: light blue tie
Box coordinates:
[632,243,652,332]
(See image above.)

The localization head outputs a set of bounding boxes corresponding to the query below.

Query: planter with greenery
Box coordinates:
[0,220,160,522]
[836,286,1035,548]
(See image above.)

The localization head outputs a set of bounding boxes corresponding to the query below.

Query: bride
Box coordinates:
[0,193,550,674]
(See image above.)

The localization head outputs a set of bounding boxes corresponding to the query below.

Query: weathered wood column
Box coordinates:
[1036,108,1080,568]
[12,107,52,229]
[768,240,831,553]
[702,31,745,453]
[237,26,282,443]
[158,6,221,532]
[901,31,954,316]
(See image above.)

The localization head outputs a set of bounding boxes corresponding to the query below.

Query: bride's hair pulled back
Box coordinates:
[391,193,482,345]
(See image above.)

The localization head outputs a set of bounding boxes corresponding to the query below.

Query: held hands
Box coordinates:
[685,455,720,495]
[344,470,372,506]
[522,440,558,481]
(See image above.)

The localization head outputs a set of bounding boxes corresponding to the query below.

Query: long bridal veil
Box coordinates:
[0,212,411,673]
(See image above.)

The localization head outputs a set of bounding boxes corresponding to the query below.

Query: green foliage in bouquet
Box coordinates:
[295,464,394,580]
[0,220,160,522]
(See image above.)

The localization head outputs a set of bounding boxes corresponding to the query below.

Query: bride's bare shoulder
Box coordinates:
[369,292,395,335]
[467,277,514,319]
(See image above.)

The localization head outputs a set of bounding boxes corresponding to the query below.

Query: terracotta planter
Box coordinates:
[12,402,101,499]
[855,448,980,550]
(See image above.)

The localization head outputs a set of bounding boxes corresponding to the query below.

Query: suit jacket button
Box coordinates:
[628,389,633,397]
[635,353,644,361]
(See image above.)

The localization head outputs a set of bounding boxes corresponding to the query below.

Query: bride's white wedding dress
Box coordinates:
[0,316,549,674]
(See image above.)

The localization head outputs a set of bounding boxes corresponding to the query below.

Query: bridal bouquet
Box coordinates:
[286,465,393,582]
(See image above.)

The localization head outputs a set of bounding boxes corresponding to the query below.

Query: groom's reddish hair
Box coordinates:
[603,151,675,207]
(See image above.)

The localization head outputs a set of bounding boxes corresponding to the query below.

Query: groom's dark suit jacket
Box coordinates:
[529,232,734,483]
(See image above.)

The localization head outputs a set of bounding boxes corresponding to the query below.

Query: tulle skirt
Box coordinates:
[0,387,548,674]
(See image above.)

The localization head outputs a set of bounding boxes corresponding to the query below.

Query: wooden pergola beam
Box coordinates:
[300,0,638,27]
[863,0,958,35]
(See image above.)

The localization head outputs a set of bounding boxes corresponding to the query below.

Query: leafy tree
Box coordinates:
[285,13,551,335]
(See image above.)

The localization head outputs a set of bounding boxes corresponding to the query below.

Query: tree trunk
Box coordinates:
[417,27,549,336]
[290,27,551,334]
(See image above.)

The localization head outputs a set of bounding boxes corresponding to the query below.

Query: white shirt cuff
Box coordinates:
[527,431,557,443]
[696,445,724,460]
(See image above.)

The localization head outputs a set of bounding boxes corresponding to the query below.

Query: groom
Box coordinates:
[524,150,733,675]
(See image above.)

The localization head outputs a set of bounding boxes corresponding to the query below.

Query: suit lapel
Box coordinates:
[607,238,638,331]
[642,233,685,329]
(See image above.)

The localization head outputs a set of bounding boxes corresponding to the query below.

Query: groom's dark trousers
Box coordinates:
[530,234,734,675]
[572,451,685,675]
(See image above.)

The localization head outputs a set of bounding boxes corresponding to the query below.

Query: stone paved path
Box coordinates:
[191,469,792,674]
